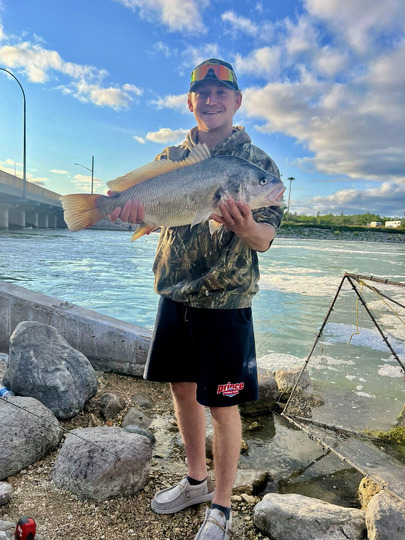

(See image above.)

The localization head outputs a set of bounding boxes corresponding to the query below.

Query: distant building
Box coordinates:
[385,220,401,228]
[369,222,382,227]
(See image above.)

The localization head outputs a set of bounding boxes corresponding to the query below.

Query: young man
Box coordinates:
[110,58,284,539]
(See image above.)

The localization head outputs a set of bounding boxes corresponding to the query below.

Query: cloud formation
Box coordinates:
[145,127,189,144]
[0,35,142,109]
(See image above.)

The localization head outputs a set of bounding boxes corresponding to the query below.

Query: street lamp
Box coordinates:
[287,176,295,214]
[0,67,27,199]
[74,155,95,194]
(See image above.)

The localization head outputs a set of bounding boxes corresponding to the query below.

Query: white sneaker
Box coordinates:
[195,508,233,539]
[151,476,215,514]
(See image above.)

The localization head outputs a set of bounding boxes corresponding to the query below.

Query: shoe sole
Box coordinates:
[151,491,215,514]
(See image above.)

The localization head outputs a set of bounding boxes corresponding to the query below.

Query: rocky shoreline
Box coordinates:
[278,226,405,243]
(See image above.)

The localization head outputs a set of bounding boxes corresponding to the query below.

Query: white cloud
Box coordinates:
[0,37,142,109]
[151,93,189,113]
[221,11,258,37]
[234,47,281,80]
[307,182,405,216]
[113,0,207,34]
[50,169,68,175]
[72,174,103,193]
[304,0,405,53]
[145,127,189,144]
[134,136,145,144]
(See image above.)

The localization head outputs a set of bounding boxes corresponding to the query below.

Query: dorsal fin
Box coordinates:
[107,143,211,193]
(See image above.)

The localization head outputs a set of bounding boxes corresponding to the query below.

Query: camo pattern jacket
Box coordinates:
[152,126,284,309]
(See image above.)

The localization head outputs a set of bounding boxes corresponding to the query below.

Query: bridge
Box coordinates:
[0,169,66,229]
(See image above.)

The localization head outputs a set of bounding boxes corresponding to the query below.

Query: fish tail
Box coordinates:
[60,194,107,232]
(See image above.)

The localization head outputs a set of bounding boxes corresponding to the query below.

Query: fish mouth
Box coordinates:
[267,184,286,203]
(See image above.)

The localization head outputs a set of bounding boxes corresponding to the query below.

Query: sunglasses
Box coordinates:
[190,64,237,85]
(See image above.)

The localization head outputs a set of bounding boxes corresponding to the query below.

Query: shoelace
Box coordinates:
[204,515,233,537]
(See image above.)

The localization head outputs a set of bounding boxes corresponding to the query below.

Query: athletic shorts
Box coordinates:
[143,297,259,407]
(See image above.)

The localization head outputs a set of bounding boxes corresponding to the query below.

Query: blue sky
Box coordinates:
[0,0,404,217]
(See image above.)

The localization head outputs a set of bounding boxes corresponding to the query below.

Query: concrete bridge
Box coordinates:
[0,169,66,229]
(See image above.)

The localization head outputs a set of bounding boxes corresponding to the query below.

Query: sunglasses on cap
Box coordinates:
[190,62,239,90]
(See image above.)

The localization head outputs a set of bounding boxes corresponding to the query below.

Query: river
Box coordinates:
[1,228,404,505]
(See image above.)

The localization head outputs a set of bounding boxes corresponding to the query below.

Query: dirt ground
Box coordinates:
[1,373,268,540]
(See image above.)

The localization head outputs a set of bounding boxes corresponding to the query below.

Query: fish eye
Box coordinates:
[259,177,268,186]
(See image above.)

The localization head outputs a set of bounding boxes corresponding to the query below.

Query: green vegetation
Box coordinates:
[365,426,405,444]
[280,212,404,234]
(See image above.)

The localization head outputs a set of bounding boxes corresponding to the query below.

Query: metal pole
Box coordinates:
[74,156,95,194]
[287,176,295,214]
[0,67,27,199]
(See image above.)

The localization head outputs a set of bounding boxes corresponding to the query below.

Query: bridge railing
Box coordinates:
[0,169,61,203]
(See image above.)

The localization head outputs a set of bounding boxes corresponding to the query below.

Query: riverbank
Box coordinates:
[278,225,405,243]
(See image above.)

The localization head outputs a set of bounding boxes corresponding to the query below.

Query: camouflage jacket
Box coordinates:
[152,126,284,309]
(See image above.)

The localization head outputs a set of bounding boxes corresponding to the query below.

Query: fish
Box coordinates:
[60,143,285,241]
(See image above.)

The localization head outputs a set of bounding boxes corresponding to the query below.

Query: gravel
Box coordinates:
[0,373,267,539]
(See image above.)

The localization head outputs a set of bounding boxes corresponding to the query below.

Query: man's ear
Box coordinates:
[188,97,194,112]
[235,92,242,112]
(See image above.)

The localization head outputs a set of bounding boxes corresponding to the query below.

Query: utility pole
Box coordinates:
[75,156,95,194]
[287,176,295,214]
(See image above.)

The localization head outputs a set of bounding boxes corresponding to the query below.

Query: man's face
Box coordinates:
[188,80,242,134]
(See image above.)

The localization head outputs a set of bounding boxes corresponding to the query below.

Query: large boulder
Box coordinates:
[254,493,365,540]
[239,374,279,416]
[366,491,405,540]
[52,426,152,501]
[0,396,63,480]
[4,321,98,419]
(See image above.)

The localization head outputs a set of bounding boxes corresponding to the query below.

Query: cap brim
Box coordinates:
[189,79,238,92]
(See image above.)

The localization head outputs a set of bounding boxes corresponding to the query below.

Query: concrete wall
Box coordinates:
[0,281,152,377]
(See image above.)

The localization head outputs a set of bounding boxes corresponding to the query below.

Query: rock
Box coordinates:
[274,366,311,401]
[131,392,154,410]
[358,477,382,509]
[0,482,12,505]
[0,396,63,480]
[0,520,15,540]
[124,424,156,445]
[239,374,279,417]
[254,493,365,540]
[4,321,98,419]
[395,404,405,427]
[100,393,125,420]
[366,491,405,540]
[52,426,152,501]
[233,469,269,495]
[122,406,152,430]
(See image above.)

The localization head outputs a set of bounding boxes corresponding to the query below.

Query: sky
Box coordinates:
[0,0,404,218]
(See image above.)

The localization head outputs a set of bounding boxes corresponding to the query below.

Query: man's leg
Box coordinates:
[171,381,207,481]
[209,405,242,507]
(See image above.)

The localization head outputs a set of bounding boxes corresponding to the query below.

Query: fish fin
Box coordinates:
[131,224,158,241]
[208,219,223,236]
[191,205,215,228]
[60,194,106,232]
[107,143,211,193]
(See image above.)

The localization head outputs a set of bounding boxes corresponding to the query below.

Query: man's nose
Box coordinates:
[205,93,217,104]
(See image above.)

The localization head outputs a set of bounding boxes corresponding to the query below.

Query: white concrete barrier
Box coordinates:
[0,281,152,376]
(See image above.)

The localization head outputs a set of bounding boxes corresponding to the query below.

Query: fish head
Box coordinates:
[239,163,286,209]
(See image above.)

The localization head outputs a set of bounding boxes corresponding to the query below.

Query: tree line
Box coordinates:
[283,212,403,228]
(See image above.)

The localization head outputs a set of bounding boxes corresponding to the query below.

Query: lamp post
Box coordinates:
[74,155,94,194]
[287,176,295,214]
[0,67,27,199]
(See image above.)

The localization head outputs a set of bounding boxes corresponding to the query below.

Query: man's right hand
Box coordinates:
[107,190,145,223]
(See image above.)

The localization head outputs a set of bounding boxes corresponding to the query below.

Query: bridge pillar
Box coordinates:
[48,214,57,228]
[38,212,49,228]
[9,208,26,228]
[0,204,9,229]
[26,210,39,228]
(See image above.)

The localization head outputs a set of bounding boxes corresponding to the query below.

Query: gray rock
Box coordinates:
[0,482,12,505]
[233,469,269,495]
[0,520,14,540]
[274,366,311,401]
[52,426,152,501]
[254,493,365,540]
[100,392,125,420]
[122,406,152,430]
[366,491,405,540]
[4,321,98,419]
[239,374,279,416]
[0,396,62,480]
[131,392,154,410]
[124,424,156,445]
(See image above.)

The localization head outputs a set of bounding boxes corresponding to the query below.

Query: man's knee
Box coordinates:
[170,381,198,402]
[209,404,240,425]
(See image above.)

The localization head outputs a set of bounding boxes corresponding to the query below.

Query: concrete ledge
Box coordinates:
[0,281,152,377]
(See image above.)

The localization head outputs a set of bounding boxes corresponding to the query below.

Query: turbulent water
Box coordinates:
[1,228,404,504]
[1,228,403,363]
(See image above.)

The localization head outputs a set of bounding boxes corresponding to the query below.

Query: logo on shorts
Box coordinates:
[217,382,245,398]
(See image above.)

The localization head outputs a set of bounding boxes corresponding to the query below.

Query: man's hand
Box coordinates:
[211,197,276,252]
[107,190,145,223]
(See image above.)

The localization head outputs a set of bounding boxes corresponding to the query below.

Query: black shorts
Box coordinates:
[143,297,259,407]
